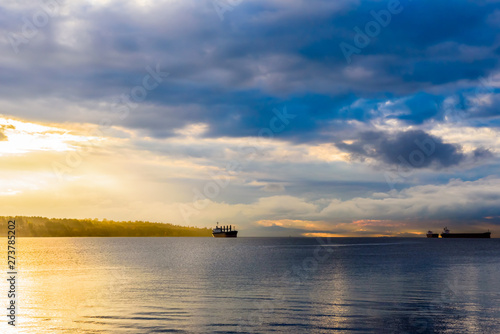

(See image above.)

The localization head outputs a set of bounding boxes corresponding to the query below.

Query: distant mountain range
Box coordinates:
[0,216,211,237]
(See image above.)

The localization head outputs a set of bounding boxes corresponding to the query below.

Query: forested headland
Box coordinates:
[0,216,212,237]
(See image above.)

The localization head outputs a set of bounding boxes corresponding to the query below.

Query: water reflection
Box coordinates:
[0,238,498,333]
[11,238,126,333]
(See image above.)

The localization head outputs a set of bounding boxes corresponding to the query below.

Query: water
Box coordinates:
[1,237,500,333]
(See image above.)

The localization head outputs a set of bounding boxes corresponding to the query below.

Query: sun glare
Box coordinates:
[0,116,98,156]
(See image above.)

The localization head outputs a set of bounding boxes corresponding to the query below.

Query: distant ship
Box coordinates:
[212,222,238,238]
[440,227,491,238]
[426,230,439,238]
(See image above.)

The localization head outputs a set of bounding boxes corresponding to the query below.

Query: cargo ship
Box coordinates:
[426,230,439,238]
[440,227,491,238]
[212,222,238,238]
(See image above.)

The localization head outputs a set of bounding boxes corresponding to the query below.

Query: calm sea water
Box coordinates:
[1,237,500,333]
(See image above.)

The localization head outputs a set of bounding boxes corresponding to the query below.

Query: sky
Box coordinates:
[1,0,500,237]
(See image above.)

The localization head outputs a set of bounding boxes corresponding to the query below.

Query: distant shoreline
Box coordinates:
[0,216,211,237]
[1,217,496,238]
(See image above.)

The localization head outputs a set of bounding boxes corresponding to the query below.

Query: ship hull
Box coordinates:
[426,234,439,238]
[212,231,238,238]
[441,232,491,238]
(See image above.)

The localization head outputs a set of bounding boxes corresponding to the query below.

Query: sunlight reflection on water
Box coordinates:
[0,237,499,333]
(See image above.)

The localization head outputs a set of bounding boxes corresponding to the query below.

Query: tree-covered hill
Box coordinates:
[0,216,212,237]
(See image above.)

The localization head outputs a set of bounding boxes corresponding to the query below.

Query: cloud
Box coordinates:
[0,124,15,141]
[0,115,499,236]
[0,0,500,236]
[336,130,487,169]
[171,177,500,236]
[0,0,498,142]
[320,177,500,224]
[261,183,285,192]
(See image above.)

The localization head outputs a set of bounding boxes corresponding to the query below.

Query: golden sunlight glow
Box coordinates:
[302,232,345,237]
[307,143,351,162]
[0,116,100,156]
[352,219,406,227]
[0,176,44,195]
[15,237,129,332]
[0,189,21,196]
[257,219,332,230]
[406,231,425,236]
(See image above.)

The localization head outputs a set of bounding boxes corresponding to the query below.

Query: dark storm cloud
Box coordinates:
[336,130,488,169]
[0,0,499,139]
